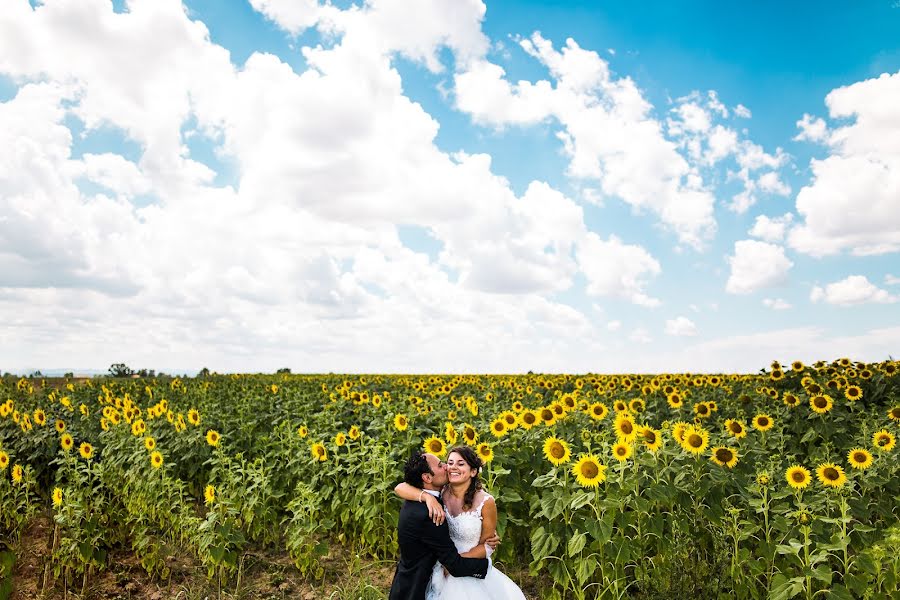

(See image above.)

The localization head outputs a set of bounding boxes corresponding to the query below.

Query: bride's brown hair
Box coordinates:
[448,445,483,510]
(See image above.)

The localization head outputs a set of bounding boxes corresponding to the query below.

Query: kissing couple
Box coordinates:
[388,445,527,600]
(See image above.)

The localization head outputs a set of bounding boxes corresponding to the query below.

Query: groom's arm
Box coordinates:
[419,517,488,578]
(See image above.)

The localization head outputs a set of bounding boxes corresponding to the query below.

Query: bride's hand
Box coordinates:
[424,494,445,525]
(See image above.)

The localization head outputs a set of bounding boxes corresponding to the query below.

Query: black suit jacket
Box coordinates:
[389,498,488,600]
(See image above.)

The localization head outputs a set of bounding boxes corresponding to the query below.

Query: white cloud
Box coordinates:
[810,275,897,306]
[629,327,652,344]
[726,240,793,294]
[734,104,752,118]
[762,298,792,310]
[886,274,900,285]
[577,234,661,307]
[794,113,829,143]
[248,0,322,35]
[665,316,697,336]
[749,213,794,242]
[789,71,900,257]
[606,320,621,332]
[454,34,717,249]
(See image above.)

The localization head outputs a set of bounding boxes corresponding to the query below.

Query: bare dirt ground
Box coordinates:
[8,517,541,600]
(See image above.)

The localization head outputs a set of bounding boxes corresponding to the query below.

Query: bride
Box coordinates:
[396,445,527,600]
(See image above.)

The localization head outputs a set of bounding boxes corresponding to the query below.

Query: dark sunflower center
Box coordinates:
[824,467,839,480]
[716,449,733,463]
[581,462,599,478]
[621,422,633,434]
[550,443,565,459]
[699,405,708,415]
[688,434,703,447]
[853,452,866,463]
[759,418,769,426]
[792,471,805,482]
[616,446,626,456]
[814,397,827,408]
[645,432,657,444]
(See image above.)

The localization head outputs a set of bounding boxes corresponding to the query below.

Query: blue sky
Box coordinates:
[1,0,899,374]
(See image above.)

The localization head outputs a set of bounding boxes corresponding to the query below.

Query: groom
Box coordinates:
[389,451,496,600]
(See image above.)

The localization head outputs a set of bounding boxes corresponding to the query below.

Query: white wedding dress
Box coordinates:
[426,492,527,600]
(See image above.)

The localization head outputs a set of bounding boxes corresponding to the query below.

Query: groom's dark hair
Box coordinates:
[403,450,433,489]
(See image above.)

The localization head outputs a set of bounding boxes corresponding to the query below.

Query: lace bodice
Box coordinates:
[445,493,492,553]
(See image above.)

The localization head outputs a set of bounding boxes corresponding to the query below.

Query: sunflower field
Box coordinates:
[1,358,899,599]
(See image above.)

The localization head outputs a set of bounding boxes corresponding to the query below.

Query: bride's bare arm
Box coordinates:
[479,497,500,549]
[394,482,445,525]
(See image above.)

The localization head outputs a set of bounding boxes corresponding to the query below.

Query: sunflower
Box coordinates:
[770,369,784,381]
[783,393,801,408]
[612,441,632,462]
[710,447,739,468]
[519,409,539,430]
[888,406,900,422]
[423,436,446,458]
[144,437,156,451]
[791,360,805,372]
[810,394,833,414]
[671,421,691,444]
[667,393,684,409]
[476,442,494,463]
[52,487,63,507]
[613,400,628,413]
[629,398,646,414]
[756,472,770,487]
[641,427,663,452]
[847,448,873,470]
[297,425,309,438]
[445,422,458,444]
[724,419,747,439]
[872,429,896,452]
[694,402,712,418]
[512,401,524,413]
[61,434,74,452]
[131,419,146,436]
[349,426,361,440]
[334,432,347,447]
[543,436,571,466]
[393,413,409,431]
[614,414,639,443]
[681,427,709,455]
[785,465,811,490]
[816,463,847,488]
[462,424,478,445]
[204,484,215,505]
[752,414,774,432]
[842,385,862,402]
[33,409,46,426]
[55,419,66,433]
[538,407,556,426]
[187,409,201,426]
[12,464,23,483]
[79,443,94,460]
[206,430,221,447]
[589,402,609,421]
[311,442,327,462]
[0,451,8,470]
[550,402,566,418]
[490,418,508,438]
[572,454,607,488]
[149,450,163,469]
